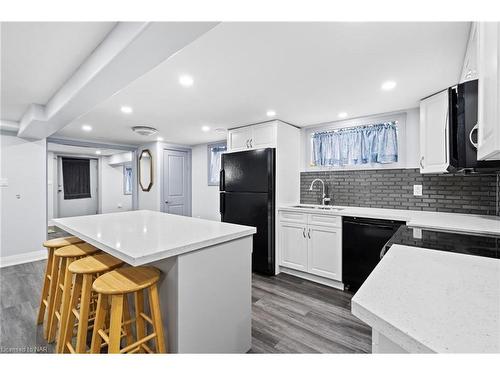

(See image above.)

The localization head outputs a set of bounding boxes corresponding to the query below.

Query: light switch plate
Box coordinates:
[413,184,423,196]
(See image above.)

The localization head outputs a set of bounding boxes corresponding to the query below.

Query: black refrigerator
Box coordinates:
[219,148,275,275]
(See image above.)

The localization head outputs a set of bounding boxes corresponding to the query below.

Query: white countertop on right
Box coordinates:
[351,244,500,353]
[279,205,500,236]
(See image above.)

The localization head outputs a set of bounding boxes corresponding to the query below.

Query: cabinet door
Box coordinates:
[477,22,500,160]
[251,122,277,149]
[228,127,252,152]
[307,225,342,281]
[279,222,308,271]
[419,90,450,173]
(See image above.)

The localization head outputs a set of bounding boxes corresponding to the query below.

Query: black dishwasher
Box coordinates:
[342,216,404,291]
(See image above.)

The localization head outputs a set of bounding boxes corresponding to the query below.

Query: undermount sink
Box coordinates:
[291,205,344,211]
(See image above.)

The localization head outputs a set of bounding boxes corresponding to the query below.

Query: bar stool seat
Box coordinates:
[46,243,99,347]
[93,267,160,295]
[59,253,124,353]
[38,237,83,326]
[91,266,166,354]
[54,242,99,258]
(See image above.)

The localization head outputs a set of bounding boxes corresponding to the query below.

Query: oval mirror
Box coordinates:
[139,149,153,192]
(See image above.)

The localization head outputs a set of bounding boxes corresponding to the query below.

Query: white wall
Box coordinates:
[0,132,47,264]
[100,157,132,213]
[47,151,56,223]
[191,143,220,221]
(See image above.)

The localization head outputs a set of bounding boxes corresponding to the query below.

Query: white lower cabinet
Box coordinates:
[307,225,342,280]
[279,222,308,271]
[279,211,342,282]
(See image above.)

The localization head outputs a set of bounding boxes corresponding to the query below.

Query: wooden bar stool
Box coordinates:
[59,253,124,353]
[90,266,167,354]
[46,242,99,346]
[38,236,83,327]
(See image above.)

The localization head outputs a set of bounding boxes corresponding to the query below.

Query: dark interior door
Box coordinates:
[220,191,274,274]
[221,149,273,193]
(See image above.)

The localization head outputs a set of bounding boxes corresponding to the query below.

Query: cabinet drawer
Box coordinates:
[308,214,341,228]
[280,211,307,224]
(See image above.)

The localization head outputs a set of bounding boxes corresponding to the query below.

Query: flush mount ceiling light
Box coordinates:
[179,74,194,87]
[338,112,348,119]
[95,150,101,155]
[121,106,133,114]
[82,124,92,132]
[132,126,158,136]
[201,125,210,132]
[381,80,397,91]
[266,110,276,117]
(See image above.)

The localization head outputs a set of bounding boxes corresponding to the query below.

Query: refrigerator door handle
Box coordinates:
[219,193,225,215]
[219,169,225,191]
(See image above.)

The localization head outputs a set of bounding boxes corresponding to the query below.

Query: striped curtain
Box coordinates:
[311,122,398,167]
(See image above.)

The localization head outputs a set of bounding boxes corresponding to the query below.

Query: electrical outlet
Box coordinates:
[413,184,423,196]
[412,228,422,239]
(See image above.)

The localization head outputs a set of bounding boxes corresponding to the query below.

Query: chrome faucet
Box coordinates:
[309,178,331,205]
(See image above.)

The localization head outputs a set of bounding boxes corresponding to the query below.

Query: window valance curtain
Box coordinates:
[311,121,398,167]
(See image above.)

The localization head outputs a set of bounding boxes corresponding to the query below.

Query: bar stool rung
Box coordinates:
[120,332,157,354]
[139,312,153,325]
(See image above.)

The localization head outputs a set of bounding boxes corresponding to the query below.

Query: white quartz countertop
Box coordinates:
[279,205,500,236]
[351,245,500,353]
[53,210,256,266]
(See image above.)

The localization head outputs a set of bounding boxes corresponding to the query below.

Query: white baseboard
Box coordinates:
[0,249,47,268]
[279,266,344,290]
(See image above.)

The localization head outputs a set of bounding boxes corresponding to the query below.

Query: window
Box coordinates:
[61,157,91,199]
[311,121,399,167]
[207,142,227,186]
[123,165,133,195]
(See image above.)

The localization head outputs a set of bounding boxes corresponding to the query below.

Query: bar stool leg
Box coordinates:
[75,274,93,353]
[56,257,76,352]
[108,294,124,353]
[122,296,134,347]
[134,291,146,353]
[37,248,54,324]
[48,257,66,343]
[60,273,83,353]
[90,294,108,353]
[148,284,166,353]
[44,255,60,339]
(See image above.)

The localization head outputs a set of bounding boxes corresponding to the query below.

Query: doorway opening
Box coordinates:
[47,142,137,238]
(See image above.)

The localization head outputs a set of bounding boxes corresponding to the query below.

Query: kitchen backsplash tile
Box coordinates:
[300,169,498,215]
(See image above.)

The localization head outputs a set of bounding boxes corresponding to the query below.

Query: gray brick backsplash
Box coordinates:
[301,168,499,216]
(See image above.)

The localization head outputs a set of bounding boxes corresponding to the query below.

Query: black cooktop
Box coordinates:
[383,225,500,259]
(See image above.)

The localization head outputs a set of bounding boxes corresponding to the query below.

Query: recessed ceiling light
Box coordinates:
[201,126,210,132]
[266,110,276,117]
[121,106,133,114]
[381,80,397,91]
[338,112,348,119]
[82,124,92,132]
[179,75,194,87]
[157,136,164,141]
[95,150,101,155]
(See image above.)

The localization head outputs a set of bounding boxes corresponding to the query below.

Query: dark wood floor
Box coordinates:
[0,260,371,353]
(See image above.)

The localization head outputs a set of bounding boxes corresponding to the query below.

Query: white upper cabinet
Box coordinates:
[227,121,277,151]
[477,22,500,160]
[461,23,479,82]
[419,90,450,173]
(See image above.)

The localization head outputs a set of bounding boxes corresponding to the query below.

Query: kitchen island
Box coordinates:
[351,244,500,353]
[53,210,256,353]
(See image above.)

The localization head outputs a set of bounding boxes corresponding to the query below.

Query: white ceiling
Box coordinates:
[47,142,126,157]
[7,22,470,146]
[1,22,116,121]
